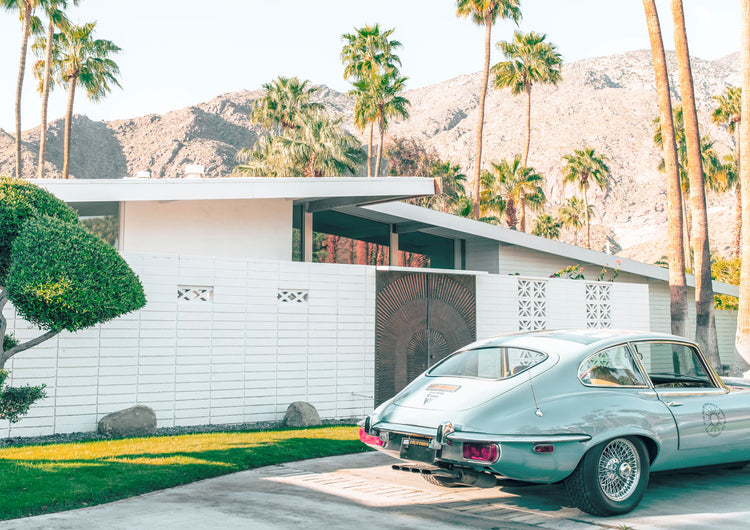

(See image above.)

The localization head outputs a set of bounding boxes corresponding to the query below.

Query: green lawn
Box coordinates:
[0,425,369,521]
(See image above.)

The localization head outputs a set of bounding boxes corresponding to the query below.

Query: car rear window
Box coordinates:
[428,347,547,379]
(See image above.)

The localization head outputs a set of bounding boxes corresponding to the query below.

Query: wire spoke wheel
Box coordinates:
[597,438,640,502]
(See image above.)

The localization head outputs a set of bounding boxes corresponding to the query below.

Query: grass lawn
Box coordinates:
[0,425,369,521]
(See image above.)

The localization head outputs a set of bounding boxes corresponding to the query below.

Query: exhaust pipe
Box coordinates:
[392,464,496,488]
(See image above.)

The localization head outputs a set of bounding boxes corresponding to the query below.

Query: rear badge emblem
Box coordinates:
[423,392,442,405]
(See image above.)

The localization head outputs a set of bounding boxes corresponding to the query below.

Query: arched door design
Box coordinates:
[375,271,476,405]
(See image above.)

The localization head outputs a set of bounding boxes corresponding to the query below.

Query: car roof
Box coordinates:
[470,329,692,358]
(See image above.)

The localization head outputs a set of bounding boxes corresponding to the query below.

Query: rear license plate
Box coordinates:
[400,436,436,463]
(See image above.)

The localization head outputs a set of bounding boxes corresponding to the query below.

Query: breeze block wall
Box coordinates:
[1,254,376,438]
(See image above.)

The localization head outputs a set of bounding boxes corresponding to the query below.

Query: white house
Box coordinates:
[0,177,738,437]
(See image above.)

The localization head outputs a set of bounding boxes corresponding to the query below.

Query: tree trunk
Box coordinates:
[367,121,374,177]
[38,20,56,180]
[734,129,742,258]
[672,0,720,368]
[682,194,693,270]
[472,15,492,220]
[735,0,750,375]
[14,4,32,179]
[356,240,367,265]
[518,193,526,232]
[375,114,384,177]
[583,190,591,249]
[522,84,531,166]
[62,78,77,180]
[643,0,689,338]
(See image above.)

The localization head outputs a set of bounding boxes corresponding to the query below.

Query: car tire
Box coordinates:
[422,473,461,488]
[565,436,650,516]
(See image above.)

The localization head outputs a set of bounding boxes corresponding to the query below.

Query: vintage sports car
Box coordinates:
[359,330,750,516]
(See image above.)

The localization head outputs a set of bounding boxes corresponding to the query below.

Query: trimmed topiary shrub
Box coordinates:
[0,176,146,423]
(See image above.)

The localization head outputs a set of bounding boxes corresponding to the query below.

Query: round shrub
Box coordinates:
[6,216,146,332]
[0,176,79,283]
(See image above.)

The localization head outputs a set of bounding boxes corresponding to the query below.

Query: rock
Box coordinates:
[283,401,321,428]
[98,405,157,438]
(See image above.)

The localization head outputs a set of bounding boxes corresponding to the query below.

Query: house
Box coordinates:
[0,177,738,437]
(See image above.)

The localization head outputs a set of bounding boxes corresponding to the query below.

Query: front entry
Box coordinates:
[374,270,476,406]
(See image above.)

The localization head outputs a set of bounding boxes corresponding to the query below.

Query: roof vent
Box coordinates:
[184,164,205,179]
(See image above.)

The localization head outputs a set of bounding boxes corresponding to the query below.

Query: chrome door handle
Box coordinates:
[666,401,683,407]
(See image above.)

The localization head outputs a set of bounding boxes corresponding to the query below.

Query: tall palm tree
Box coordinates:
[671,0,720,369]
[561,147,609,249]
[250,76,323,131]
[3,0,42,178]
[558,196,589,246]
[736,0,750,375]
[31,0,73,179]
[455,0,521,220]
[45,22,121,179]
[481,155,545,230]
[642,0,688,339]
[491,30,562,166]
[712,86,742,257]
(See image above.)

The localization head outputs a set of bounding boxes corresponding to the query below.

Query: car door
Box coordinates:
[631,340,746,450]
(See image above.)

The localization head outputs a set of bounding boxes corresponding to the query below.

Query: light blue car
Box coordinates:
[360,329,750,516]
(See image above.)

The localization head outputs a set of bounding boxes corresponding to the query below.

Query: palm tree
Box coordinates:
[481,155,545,230]
[712,86,742,257]
[561,148,609,249]
[250,76,323,131]
[455,0,521,220]
[32,0,74,179]
[671,0,719,369]
[558,196,588,246]
[235,109,364,178]
[531,213,561,239]
[3,0,41,178]
[643,0,689,341]
[491,30,562,166]
[46,22,121,179]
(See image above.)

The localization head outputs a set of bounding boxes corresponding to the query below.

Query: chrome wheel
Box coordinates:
[597,438,640,502]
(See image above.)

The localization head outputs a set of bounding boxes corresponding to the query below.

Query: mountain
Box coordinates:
[0,50,741,263]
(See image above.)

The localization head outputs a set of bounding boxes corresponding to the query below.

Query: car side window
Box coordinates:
[632,341,715,388]
[578,345,648,387]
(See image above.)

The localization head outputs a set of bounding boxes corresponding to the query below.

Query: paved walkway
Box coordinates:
[1,452,750,529]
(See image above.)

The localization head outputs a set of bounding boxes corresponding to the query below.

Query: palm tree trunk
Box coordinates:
[643,0,689,338]
[583,191,591,248]
[522,85,531,166]
[375,115,384,177]
[735,130,742,258]
[682,195,693,270]
[472,15,492,220]
[38,21,56,179]
[735,0,750,375]
[518,193,526,232]
[62,78,77,180]
[671,0,720,368]
[14,4,32,179]
[367,121,374,177]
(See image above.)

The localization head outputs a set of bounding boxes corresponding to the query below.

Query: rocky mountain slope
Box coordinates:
[0,50,741,263]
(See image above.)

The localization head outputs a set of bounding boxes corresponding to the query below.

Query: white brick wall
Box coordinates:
[1,255,376,437]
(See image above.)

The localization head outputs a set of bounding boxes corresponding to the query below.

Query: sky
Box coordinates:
[0,0,742,133]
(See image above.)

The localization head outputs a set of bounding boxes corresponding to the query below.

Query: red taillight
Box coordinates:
[462,442,499,462]
[359,428,384,447]
[533,444,554,454]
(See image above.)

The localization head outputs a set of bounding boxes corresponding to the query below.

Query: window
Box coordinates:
[579,345,648,387]
[632,341,715,388]
[428,347,547,380]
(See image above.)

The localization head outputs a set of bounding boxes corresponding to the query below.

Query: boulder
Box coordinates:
[98,405,157,438]
[283,401,321,428]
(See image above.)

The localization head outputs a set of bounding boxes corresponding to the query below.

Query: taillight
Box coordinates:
[533,444,554,453]
[462,442,499,462]
[359,428,384,447]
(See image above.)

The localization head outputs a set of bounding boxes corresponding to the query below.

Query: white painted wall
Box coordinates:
[1,255,375,438]
[120,199,293,260]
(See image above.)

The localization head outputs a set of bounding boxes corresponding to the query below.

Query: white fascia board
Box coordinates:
[362,202,739,297]
[26,177,436,203]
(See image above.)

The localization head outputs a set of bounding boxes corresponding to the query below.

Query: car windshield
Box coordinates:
[428,346,547,379]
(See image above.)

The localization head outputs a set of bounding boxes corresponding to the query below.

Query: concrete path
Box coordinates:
[1,451,749,529]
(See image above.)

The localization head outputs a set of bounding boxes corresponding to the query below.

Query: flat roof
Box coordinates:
[27,177,438,204]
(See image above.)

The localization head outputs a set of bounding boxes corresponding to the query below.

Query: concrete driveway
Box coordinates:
[1,451,749,529]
